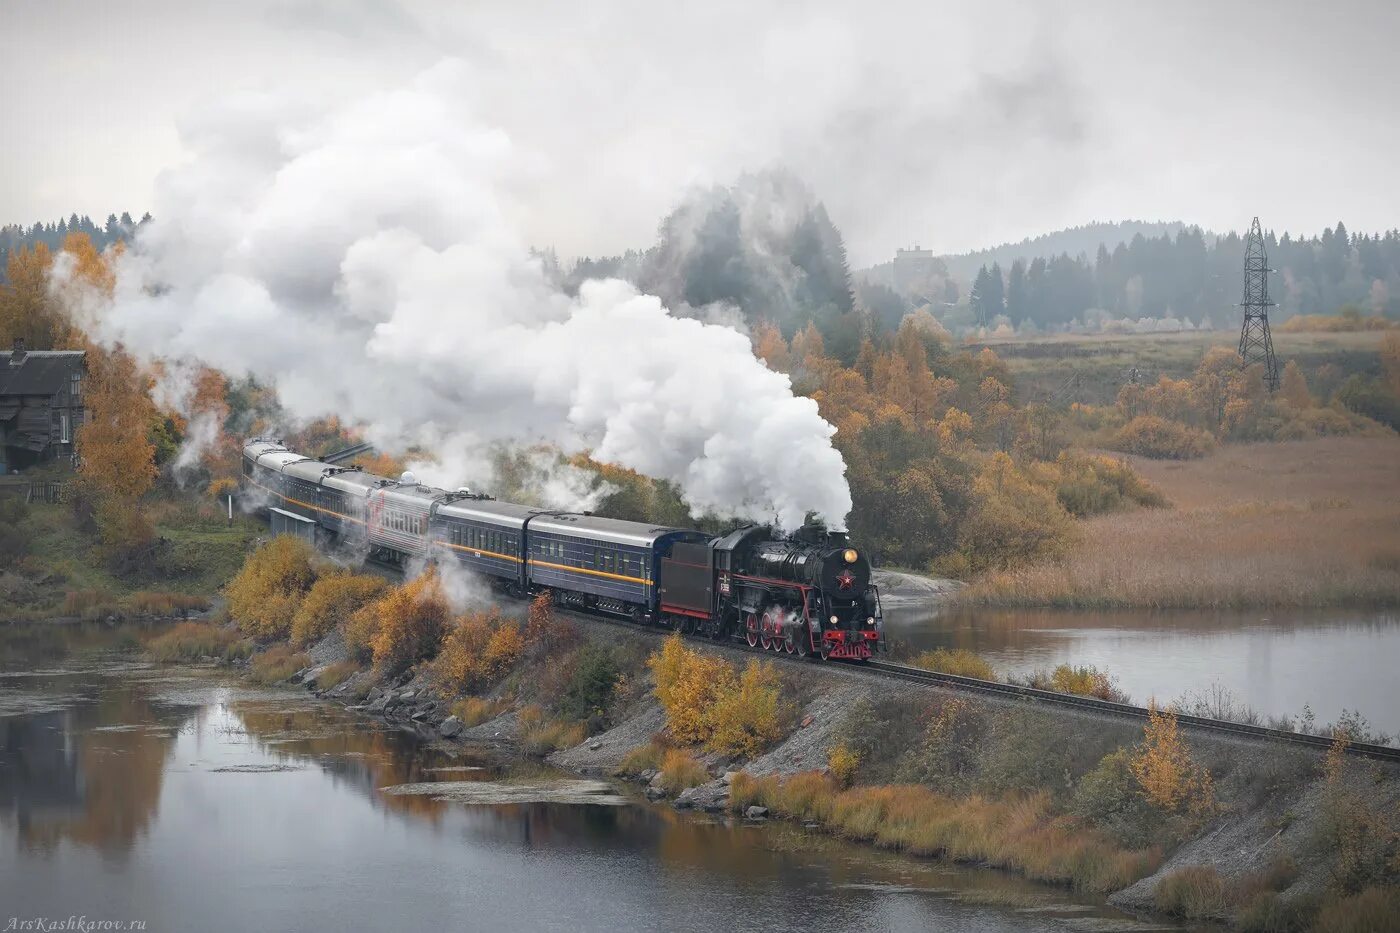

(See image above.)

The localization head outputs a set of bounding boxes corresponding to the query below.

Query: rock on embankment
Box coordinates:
[872,569,961,603]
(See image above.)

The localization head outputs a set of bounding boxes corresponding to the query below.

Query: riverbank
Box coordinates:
[247,605,1400,932]
[957,436,1400,610]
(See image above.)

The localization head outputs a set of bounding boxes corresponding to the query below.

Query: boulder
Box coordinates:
[744,806,769,820]
[721,771,738,786]
[439,716,464,738]
[644,786,667,801]
[673,787,703,810]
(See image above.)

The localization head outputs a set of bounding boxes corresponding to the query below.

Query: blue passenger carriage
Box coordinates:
[525,514,706,619]
[433,497,539,595]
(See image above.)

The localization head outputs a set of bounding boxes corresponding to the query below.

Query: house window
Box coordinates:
[59,413,70,444]
[70,371,82,403]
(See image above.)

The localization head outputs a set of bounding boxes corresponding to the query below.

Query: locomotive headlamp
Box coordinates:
[843,548,858,564]
[830,615,838,624]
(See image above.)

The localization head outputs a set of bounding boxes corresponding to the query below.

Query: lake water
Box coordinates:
[882,603,1400,738]
[0,624,1170,933]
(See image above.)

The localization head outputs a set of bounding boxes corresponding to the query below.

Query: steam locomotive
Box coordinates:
[242,439,884,660]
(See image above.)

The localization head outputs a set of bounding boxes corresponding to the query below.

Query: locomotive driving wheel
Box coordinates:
[745,613,759,648]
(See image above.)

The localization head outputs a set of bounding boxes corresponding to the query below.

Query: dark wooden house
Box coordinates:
[0,339,85,473]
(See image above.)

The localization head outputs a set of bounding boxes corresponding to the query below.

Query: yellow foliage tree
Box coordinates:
[369,570,450,675]
[648,633,736,745]
[705,659,787,757]
[1130,705,1214,815]
[290,572,387,647]
[75,347,160,556]
[225,535,318,639]
[751,321,791,372]
[0,242,71,349]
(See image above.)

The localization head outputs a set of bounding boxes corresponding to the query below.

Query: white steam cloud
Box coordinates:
[88,61,851,530]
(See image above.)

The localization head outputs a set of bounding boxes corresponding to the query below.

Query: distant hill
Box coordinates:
[934,221,1196,284]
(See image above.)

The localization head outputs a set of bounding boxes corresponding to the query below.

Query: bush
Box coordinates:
[908,648,996,680]
[146,622,250,662]
[657,749,709,793]
[1046,453,1169,517]
[728,771,781,813]
[290,573,387,647]
[1111,415,1216,460]
[1154,866,1229,920]
[367,571,450,676]
[554,644,620,722]
[828,744,860,787]
[1023,664,1128,702]
[649,634,736,744]
[706,659,789,758]
[434,606,522,693]
[249,644,311,685]
[225,535,318,639]
[1131,706,1215,817]
[207,476,239,500]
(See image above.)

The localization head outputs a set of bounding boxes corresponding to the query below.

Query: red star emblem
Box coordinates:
[837,570,854,590]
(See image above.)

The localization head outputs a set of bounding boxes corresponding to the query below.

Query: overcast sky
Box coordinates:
[2,0,1397,266]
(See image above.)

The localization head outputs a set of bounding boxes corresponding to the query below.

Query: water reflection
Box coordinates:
[884,603,1400,734]
[0,625,1174,932]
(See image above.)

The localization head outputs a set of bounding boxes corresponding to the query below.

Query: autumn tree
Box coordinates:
[1130,705,1215,816]
[0,242,70,349]
[74,347,160,557]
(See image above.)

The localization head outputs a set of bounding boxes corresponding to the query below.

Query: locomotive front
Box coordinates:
[738,525,884,660]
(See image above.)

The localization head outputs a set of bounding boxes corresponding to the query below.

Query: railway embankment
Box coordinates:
[267,604,1399,931]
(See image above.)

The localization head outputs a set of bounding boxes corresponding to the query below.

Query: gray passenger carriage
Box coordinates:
[525,514,707,617]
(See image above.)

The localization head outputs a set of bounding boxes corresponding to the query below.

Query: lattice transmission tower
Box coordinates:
[1237,216,1280,391]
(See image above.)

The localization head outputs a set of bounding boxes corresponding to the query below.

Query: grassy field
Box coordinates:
[966,329,1391,405]
[1,496,262,621]
[960,435,1400,609]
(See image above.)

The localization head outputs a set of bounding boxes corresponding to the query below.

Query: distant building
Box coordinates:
[0,339,85,473]
[892,245,949,302]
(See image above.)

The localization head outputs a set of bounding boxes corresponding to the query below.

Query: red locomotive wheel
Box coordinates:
[745,614,759,648]
[759,633,772,651]
[783,633,796,654]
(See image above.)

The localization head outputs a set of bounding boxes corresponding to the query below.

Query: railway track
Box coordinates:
[365,557,1400,764]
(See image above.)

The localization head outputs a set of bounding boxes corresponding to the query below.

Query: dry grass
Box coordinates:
[249,644,311,685]
[146,621,251,662]
[615,739,669,776]
[909,648,997,681]
[1154,866,1229,919]
[657,749,709,793]
[728,772,1158,893]
[312,659,360,691]
[450,696,509,727]
[127,591,212,616]
[962,437,1400,608]
[518,704,588,754]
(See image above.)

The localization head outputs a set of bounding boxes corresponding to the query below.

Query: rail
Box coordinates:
[864,659,1400,764]
[323,442,375,465]
[362,555,1400,764]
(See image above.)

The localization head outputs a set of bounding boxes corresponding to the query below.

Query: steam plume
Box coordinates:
[86,62,852,529]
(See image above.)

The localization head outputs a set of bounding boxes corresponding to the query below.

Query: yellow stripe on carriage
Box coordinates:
[528,558,648,585]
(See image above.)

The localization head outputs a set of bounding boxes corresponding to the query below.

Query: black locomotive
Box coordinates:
[243,439,884,660]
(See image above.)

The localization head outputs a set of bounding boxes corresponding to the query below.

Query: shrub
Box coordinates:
[1024,664,1127,702]
[434,606,521,693]
[827,744,860,787]
[657,749,709,793]
[775,771,838,822]
[554,644,620,722]
[649,634,736,744]
[1047,452,1169,517]
[225,535,317,639]
[1131,706,1215,816]
[908,648,996,680]
[1111,415,1216,460]
[207,476,239,500]
[367,571,450,676]
[249,644,311,685]
[705,659,788,758]
[290,573,387,647]
[450,696,509,727]
[1154,866,1229,919]
[146,622,249,662]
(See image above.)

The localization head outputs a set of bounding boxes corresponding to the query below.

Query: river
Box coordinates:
[0,623,1177,933]
[882,603,1400,738]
